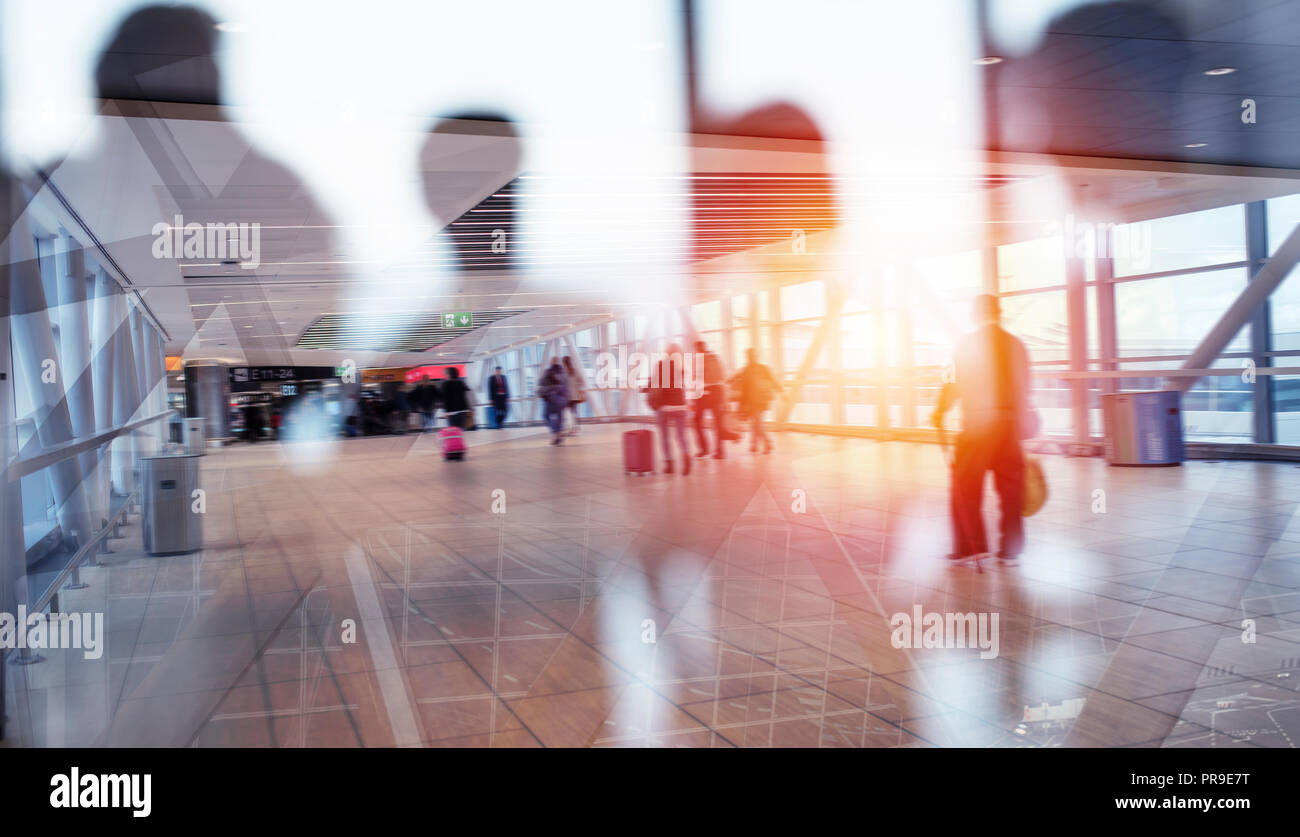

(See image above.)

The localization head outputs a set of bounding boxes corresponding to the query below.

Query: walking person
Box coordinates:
[562,356,586,436]
[416,376,438,431]
[691,339,728,459]
[392,383,411,434]
[930,294,1036,565]
[487,366,510,428]
[732,348,781,454]
[647,344,691,475]
[538,359,570,445]
[440,367,473,429]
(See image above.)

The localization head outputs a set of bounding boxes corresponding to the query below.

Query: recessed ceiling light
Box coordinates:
[1184,142,1208,148]
[974,56,1003,66]
[1203,66,1236,76]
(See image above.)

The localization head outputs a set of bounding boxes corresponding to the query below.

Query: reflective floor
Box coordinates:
[6,425,1300,747]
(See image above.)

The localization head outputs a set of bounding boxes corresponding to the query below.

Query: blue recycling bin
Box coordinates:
[1102,390,1184,465]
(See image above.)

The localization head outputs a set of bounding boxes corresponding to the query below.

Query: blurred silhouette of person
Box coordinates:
[242,403,263,443]
[487,366,510,428]
[440,367,472,430]
[417,375,439,432]
[732,348,781,454]
[691,339,728,459]
[538,358,569,445]
[649,345,691,475]
[561,356,586,436]
[83,5,338,367]
[419,114,522,272]
[930,294,1035,564]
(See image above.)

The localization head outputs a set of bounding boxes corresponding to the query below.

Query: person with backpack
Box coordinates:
[538,359,570,445]
[930,293,1036,565]
[733,348,781,454]
[691,339,729,459]
[646,345,691,475]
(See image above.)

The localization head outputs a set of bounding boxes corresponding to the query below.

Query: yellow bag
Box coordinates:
[1022,455,1047,517]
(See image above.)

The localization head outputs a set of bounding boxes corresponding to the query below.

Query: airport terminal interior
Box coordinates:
[2,0,1300,748]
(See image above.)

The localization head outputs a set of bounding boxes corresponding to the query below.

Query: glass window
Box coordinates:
[1275,375,1300,445]
[1265,197,1300,351]
[1267,193,1300,256]
[1000,290,1069,364]
[916,249,983,298]
[732,326,751,371]
[841,313,873,370]
[1113,205,1245,277]
[1120,359,1252,443]
[998,237,1065,292]
[782,320,822,375]
[779,281,824,321]
[692,300,722,332]
[732,293,750,328]
[1115,269,1249,358]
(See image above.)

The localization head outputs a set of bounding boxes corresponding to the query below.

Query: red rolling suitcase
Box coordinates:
[623,429,654,475]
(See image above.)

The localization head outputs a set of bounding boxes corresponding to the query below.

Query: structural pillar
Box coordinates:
[7,207,94,549]
[184,361,230,441]
[55,233,101,520]
[90,267,119,506]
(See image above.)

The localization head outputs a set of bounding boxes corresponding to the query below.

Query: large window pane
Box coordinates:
[998,237,1065,292]
[1266,193,1300,257]
[1001,290,1069,364]
[1120,359,1252,443]
[1113,205,1245,277]
[779,281,824,321]
[692,300,722,332]
[1115,270,1248,357]
[1276,375,1300,445]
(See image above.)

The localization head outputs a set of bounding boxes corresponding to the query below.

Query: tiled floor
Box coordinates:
[6,425,1300,747]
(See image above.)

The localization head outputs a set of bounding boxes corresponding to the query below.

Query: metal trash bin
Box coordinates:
[1102,390,1184,465]
[182,417,206,455]
[140,453,203,554]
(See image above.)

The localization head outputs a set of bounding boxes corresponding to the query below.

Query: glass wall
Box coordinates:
[471,194,1300,449]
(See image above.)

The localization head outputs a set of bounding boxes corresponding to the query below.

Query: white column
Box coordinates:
[56,233,102,521]
[7,211,94,548]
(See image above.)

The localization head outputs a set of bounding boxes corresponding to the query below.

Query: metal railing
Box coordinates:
[5,409,176,665]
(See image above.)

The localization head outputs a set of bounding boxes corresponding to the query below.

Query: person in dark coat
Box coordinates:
[440,368,472,429]
[487,366,510,428]
[930,294,1035,565]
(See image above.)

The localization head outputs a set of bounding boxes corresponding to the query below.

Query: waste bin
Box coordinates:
[182,417,206,455]
[140,453,202,554]
[1102,390,1184,465]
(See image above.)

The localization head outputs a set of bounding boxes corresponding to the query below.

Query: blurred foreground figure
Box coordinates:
[732,348,781,455]
[931,295,1035,564]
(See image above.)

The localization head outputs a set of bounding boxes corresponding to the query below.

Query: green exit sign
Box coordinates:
[443,311,473,328]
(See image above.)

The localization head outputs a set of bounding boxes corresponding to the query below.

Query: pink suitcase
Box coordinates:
[623,429,654,474]
[438,426,466,460]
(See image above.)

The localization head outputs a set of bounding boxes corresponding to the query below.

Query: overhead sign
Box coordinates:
[228,366,339,391]
[443,311,473,328]
[405,364,465,384]
[360,367,410,384]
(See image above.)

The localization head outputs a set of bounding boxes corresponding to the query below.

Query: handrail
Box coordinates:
[7,409,176,482]
[25,484,140,620]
